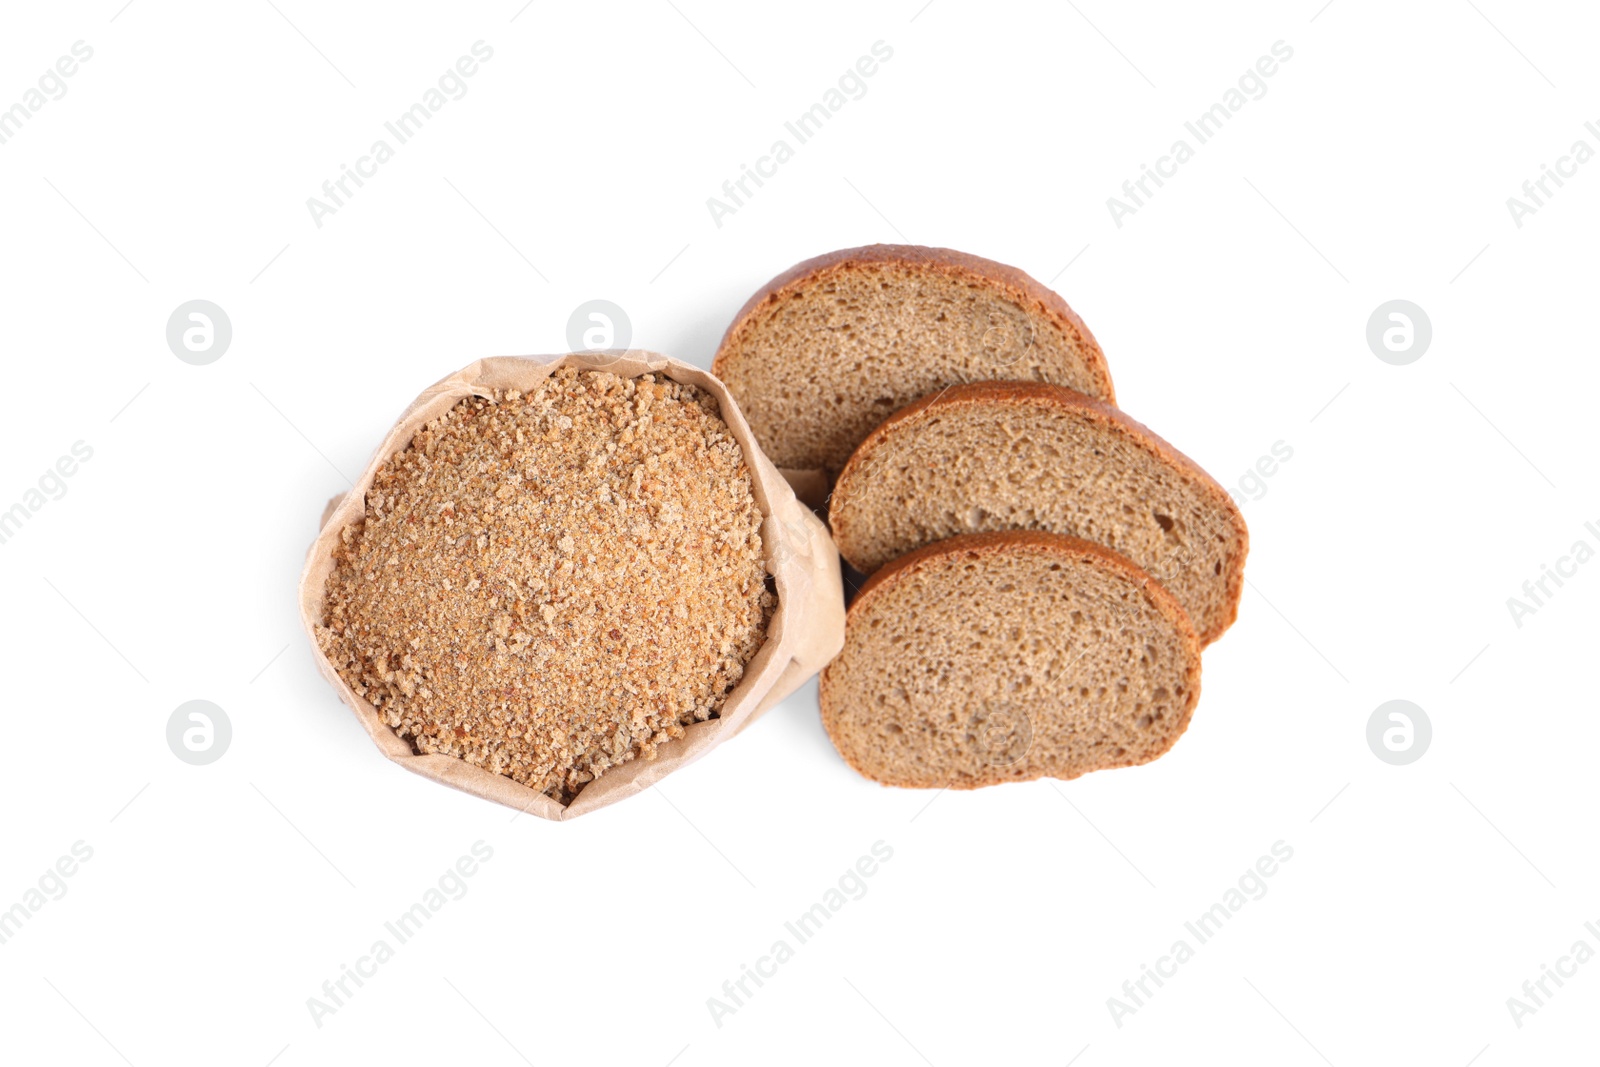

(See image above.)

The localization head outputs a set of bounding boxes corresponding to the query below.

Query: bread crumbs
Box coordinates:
[316,368,775,803]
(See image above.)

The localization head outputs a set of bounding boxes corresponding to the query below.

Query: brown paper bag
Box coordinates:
[297,352,845,821]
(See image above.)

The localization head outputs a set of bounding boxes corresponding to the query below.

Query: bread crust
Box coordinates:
[820,530,1203,790]
[711,243,1115,403]
[830,381,1249,645]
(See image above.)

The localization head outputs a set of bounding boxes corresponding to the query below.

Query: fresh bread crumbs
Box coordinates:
[316,369,775,803]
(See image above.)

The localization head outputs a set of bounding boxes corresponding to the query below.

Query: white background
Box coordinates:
[0,1,1595,1064]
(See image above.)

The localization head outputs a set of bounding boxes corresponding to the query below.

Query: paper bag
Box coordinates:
[297,352,845,820]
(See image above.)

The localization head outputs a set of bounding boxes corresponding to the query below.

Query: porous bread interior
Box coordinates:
[832,396,1243,642]
[718,261,1110,472]
[821,540,1197,789]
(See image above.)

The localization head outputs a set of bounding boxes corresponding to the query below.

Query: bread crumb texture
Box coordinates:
[821,534,1199,789]
[830,384,1245,643]
[316,369,775,803]
[718,258,1110,471]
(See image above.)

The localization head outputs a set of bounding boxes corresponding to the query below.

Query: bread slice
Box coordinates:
[819,531,1201,789]
[711,244,1115,474]
[829,381,1247,645]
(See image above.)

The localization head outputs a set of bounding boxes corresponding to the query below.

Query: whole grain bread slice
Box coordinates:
[829,381,1247,645]
[711,244,1115,476]
[819,530,1202,790]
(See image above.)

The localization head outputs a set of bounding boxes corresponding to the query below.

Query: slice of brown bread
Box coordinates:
[829,381,1247,645]
[819,531,1201,790]
[711,244,1115,475]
